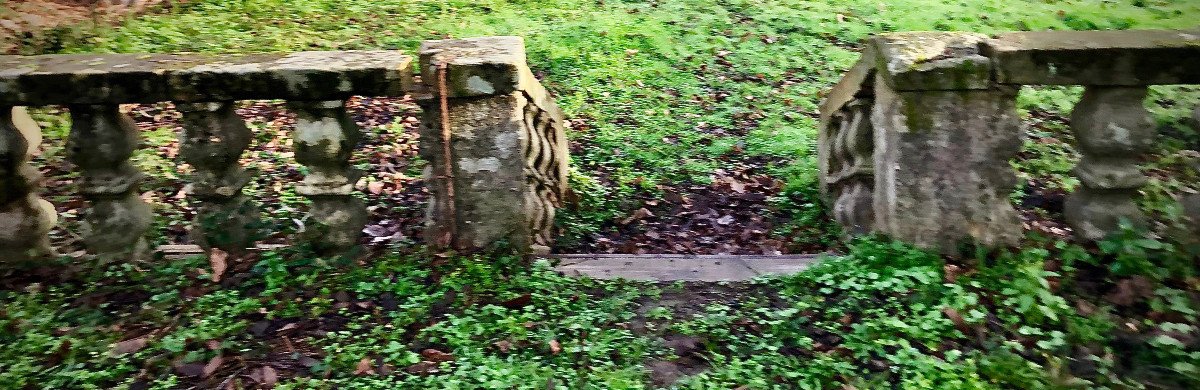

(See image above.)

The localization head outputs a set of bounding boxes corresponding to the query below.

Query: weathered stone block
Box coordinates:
[0,51,414,105]
[871,75,1023,251]
[871,32,992,91]
[420,93,534,250]
[985,29,1200,86]
[419,37,568,253]
[1064,87,1156,240]
[0,54,171,105]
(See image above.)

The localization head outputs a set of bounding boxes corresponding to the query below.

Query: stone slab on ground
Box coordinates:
[158,246,824,282]
[985,29,1200,86]
[553,254,823,282]
[0,51,413,105]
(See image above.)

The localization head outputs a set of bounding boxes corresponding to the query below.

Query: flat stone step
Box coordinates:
[157,245,824,282]
[552,254,824,282]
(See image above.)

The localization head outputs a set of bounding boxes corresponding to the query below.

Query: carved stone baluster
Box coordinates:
[67,105,153,260]
[1065,86,1156,240]
[178,102,260,255]
[288,100,367,254]
[831,99,875,235]
[0,107,58,263]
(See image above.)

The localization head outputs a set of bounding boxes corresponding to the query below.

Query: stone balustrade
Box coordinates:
[819,29,1200,252]
[0,36,568,264]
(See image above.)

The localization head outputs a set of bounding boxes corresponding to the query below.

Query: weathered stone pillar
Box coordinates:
[178,102,261,255]
[288,100,368,254]
[0,107,58,263]
[1064,87,1156,240]
[869,32,1023,251]
[67,105,153,260]
[418,36,569,253]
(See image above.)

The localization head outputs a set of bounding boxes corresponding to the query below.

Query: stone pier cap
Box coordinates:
[419,36,546,100]
[0,51,414,105]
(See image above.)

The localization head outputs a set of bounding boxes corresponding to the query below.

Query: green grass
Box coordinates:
[5,0,1200,388]
[4,233,1197,388]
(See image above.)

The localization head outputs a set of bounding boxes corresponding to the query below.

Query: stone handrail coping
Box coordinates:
[0,51,413,106]
[985,29,1200,86]
[839,29,1200,94]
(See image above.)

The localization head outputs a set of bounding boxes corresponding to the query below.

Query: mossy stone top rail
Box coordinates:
[819,29,1200,252]
[0,36,569,264]
[0,51,414,105]
[986,29,1200,86]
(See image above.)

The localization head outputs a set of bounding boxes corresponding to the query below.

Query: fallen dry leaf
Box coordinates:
[404,361,440,375]
[367,181,385,194]
[420,348,455,363]
[209,248,228,282]
[353,357,374,376]
[499,293,533,309]
[620,208,655,225]
[942,307,972,334]
[275,323,299,333]
[202,356,224,378]
[1106,276,1154,306]
[111,336,148,355]
[175,363,206,377]
[263,366,277,384]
